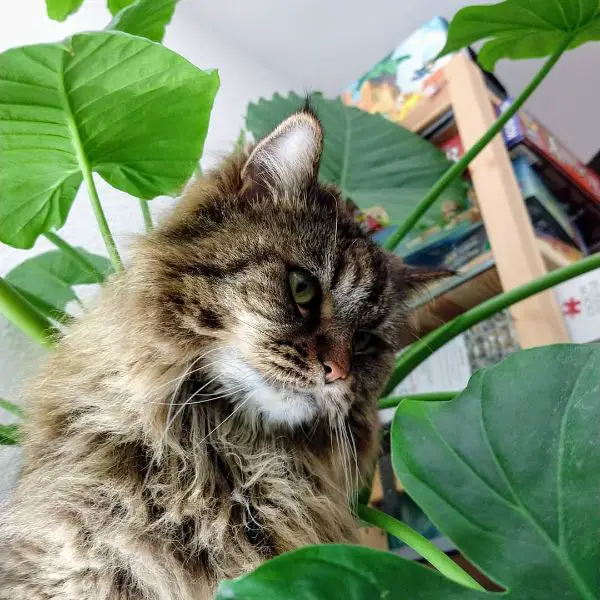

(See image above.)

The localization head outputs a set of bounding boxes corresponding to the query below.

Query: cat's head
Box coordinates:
[136,108,440,428]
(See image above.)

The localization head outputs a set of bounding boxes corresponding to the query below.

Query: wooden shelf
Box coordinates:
[369,465,404,505]
[410,237,577,337]
[401,55,570,347]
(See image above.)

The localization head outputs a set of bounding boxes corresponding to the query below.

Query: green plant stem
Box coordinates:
[44,231,106,281]
[0,398,26,420]
[0,277,56,348]
[59,69,124,274]
[384,252,600,395]
[85,173,124,272]
[384,36,573,252]
[139,199,153,232]
[357,505,484,591]
[378,391,458,410]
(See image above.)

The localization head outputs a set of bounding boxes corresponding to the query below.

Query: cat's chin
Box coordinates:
[209,347,320,427]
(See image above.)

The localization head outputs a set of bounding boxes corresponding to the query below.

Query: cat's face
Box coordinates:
[142,110,431,427]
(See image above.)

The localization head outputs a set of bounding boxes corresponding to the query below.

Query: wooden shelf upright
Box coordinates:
[405,54,570,348]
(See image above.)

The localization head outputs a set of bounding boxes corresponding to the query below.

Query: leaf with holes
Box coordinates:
[246,93,465,230]
[108,0,179,42]
[5,249,112,319]
[217,544,484,599]
[392,344,600,599]
[0,31,219,248]
[44,0,85,21]
[440,0,600,71]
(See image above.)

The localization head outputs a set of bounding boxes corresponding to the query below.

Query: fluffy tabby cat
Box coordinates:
[0,109,436,599]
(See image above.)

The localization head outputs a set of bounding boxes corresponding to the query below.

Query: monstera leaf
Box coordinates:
[217,545,483,600]
[217,344,599,599]
[392,344,599,599]
[108,0,179,42]
[5,249,112,321]
[440,0,600,71]
[246,93,465,228]
[0,31,219,248]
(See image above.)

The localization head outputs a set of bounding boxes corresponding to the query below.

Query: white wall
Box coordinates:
[192,0,600,163]
[0,0,292,499]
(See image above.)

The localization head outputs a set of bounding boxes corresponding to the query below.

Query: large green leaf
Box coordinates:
[246,93,464,227]
[393,344,600,599]
[107,0,136,16]
[5,249,111,317]
[0,31,219,248]
[440,0,600,71]
[45,0,84,21]
[108,0,179,43]
[216,544,482,599]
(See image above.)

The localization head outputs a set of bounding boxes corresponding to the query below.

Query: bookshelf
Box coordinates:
[402,54,571,347]
[362,53,599,552]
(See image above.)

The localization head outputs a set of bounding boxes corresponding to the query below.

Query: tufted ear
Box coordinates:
[388,254,455,297]
[242,109,323,192]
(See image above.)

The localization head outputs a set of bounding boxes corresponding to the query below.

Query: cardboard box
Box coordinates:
[342,17,456,126]
[498,99,600,205]
[554,268,600,343]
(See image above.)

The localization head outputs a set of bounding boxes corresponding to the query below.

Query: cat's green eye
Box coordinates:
[289,269,318,306]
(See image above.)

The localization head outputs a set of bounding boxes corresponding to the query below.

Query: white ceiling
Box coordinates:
[184,0,600,162]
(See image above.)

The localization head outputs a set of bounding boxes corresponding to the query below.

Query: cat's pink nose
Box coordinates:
[323,360,349,383]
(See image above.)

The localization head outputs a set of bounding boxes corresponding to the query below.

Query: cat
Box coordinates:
[0,108,437,599]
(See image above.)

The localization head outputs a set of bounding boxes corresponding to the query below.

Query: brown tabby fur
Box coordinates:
[0,109,431,599]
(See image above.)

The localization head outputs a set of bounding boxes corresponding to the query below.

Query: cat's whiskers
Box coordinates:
[336,414,351,499]
[151,346,229,394]
[146,360,237,406]
[408,330,436,355]
[234,315,281,344]
[341,414,359,499]
[161,372,238,444]
[330,409,344,496]
[195,387,259,448]
[144,361,235,486]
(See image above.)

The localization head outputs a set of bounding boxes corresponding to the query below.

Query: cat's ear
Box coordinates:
[241,109,323,192]
[388,254,455,297]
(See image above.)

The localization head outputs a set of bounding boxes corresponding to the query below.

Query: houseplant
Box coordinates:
[0,0,599,598]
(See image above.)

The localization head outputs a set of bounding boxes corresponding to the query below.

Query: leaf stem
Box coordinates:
[384,36,573,252]
[378,391,458,410]
[0,398,26,420]
[0,277,56,348]
[357,505,484,591]
[44,231,107,282]
[139,199,153,232]
[58,59,124,273]
[384,252,600,395]
[84,172,124,273]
